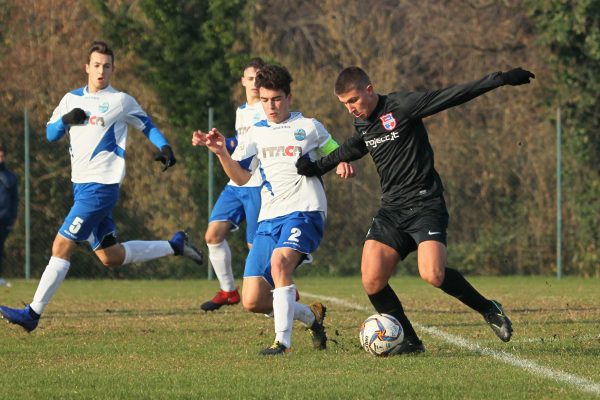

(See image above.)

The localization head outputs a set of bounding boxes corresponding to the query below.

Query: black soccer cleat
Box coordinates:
[307,302,327,350]
[483,300,513,342]
[389,336,426,356]
[258,341,289,356]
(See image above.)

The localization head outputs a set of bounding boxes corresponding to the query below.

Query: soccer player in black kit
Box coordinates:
[297,66,535,354]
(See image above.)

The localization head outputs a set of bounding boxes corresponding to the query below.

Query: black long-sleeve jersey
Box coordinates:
[318,72,505,208]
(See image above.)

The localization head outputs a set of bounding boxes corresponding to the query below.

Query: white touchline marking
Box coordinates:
[302,292,600,397]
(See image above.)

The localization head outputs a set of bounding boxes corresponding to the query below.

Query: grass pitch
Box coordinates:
[0,276,598,399]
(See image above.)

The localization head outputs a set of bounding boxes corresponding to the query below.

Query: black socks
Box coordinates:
[368,284,418,340]
[439,267,492,314]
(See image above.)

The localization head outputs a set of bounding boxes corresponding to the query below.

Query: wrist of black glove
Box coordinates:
[62,108,88,125]
[154,145,176,172]
[296,157,325,177]
[501,67,535,86]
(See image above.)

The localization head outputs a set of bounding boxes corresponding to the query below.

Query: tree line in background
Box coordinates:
[0,0,597,278]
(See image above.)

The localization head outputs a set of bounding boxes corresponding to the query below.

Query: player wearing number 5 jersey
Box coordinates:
[0,41,203,333]
[193,64,355,355]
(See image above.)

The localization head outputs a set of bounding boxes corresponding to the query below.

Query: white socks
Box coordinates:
[273,284,296,348]
[207,241,235,291]
[294,302,315,327]
[121,240,174,265]
[30,257,70,315]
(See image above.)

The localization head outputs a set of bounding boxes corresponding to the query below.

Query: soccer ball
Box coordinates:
[359,313,404,356]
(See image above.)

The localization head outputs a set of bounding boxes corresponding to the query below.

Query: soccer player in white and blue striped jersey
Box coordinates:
[193,64,355,355]
[0,41,203,332]
[200,58,266,312]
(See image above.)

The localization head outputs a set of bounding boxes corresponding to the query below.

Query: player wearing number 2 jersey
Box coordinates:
[200,58,266,312]
[193,64,355,355]
[0,41,203,333]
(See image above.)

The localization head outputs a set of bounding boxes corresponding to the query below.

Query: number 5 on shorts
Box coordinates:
[69,217,84,234]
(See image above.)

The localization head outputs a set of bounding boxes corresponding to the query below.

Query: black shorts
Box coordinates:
[365,196,449,260]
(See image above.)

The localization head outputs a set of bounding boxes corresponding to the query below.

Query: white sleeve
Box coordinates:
[122,94,148,130]
[47,94,70,125]
[231,127,259,172]
[234,107,243,135]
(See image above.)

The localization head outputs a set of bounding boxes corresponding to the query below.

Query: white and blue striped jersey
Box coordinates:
[232,112,339,222]
[46,85,168,184]
[227,101,266,188]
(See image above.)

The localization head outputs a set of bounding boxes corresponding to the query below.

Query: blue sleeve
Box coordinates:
[46,119,67,142]
[238,156,253,171]
[133,114,169,149]
[226,136,238,153]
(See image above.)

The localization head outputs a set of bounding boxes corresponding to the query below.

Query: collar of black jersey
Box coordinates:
[366,94,386,123]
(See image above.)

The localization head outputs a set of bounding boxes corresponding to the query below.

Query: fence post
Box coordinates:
[24,108,31,280]
[207,107,214,280]
[556,106,562,279]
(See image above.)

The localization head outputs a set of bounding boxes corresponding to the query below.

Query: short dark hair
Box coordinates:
[334,66,371,95]
[244,57,265,71]
[0,143,5,154]
[255,64,293,95]
[88,40,114,64]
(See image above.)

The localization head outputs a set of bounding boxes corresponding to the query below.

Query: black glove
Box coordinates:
[501,67,535,86]
[61,108,87,125]
[154,145,176,172]
[296,157,323,177]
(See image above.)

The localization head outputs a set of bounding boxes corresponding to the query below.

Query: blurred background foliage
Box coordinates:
[0,0,597,279]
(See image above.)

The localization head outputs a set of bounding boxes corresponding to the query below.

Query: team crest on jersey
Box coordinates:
[294,129,306,141]
[380,113,396,131]
[99,102,109,113]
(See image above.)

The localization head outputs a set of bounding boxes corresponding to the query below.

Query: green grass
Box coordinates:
[0,276,598,399]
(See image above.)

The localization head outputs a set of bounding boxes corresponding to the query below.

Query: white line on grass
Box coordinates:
[302,292,600,397]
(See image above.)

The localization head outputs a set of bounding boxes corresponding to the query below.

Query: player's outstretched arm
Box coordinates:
[297,134,368,177]
[153,145,176,172]
[335,162,356,180]
[193,128,251,185]
[500,67,535,86]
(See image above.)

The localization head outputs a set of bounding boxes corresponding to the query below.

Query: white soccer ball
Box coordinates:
[359,313,404,356]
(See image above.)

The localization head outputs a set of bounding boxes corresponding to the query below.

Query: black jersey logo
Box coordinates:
[380,113,396,131]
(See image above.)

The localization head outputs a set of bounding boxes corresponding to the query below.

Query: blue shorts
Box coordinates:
[209,185,261,244]
[58,183,120,250]
[243,211,324,287]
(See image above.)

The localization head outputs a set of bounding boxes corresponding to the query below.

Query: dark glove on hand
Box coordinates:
[61,108,87,125]
[154,145,176,172]
[296,157,323,177]
[501,67,535,86]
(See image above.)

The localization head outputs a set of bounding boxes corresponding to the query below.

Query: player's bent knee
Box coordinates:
[420,270,445,287]
[205,230,225,245]
[242,297,267,313]
[361,275,387,295]
[100,257,121,268]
